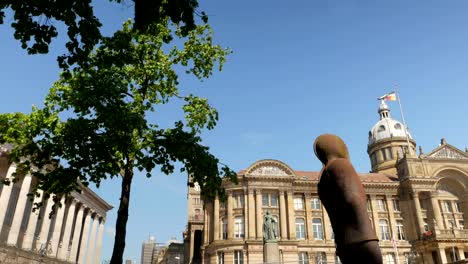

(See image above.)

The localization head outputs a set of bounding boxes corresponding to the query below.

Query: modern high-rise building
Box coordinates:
[0,146,113,264]
[184,100,468,264]
[141,236,157,264]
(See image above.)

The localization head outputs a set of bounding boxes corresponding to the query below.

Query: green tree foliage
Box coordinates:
[0,0,205,69]
[0,19,235,264]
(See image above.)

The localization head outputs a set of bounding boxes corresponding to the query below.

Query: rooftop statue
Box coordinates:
[314,134,382,264]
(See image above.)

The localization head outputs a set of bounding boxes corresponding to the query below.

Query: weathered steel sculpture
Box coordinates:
[314,134,382,264]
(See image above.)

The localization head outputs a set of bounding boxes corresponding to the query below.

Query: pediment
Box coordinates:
[426,144,468,160]
[246,160,294,176]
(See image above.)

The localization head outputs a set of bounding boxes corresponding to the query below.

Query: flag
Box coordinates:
[378,91,397,101]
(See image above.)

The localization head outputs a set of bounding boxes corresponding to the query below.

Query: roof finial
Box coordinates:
[419,146,423,156]
[441,138,447,145]
[378,99,390,120]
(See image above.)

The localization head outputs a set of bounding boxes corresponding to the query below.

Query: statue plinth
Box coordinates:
[263,241,280,264]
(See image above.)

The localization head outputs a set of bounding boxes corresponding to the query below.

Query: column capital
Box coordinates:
[248,189,255,195]
[410,191,420,199]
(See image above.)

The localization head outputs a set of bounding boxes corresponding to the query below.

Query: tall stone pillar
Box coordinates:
[7,174,33,246]
[255,189,262,239]
[213,195,220,240]
[385,195,397,239]
[22,190,44,250]
[58,199,77,260]
[227,192,233,239]
[279,190,287,240]
[305,193,313,240]
[438,248,448,264]
[78,209,92,264]
[0,164,17,231]
[94,218,105,264]
[85,213,99,264]
[369,196,380,235]
[322,208,332,240]
[69,204,85,262]
[36,195,55,251]
[50,196,67,256]
[287,191,295,239]
[243,188,248,239]
[411,192,425,236]
[189,230,195,263]
[430,192,443,229]
[248,189,256,239]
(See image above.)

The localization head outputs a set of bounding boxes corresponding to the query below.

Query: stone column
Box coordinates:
[322,208,332,240]
[227,192,233,239]
[369,196,380,236]
[69,204,85,262]
[385,195,397,239]
[58,199,77,260]
[248,189,256,239]
[36,195,55,251]
[7,174,33,246]
[255,189,262,239]
[50,197,67,256]
[78,209,92,264]
[0,164,16,231]
[304,193,313,240]
[22,190,44,250]
[279,190,287,240]
[411,192,425,236]
[243,189,248,239]
[203,207,209,244]
[458,248,466,260]
[85,213,99,264]
[430,192,443,229]
[438,248,448,264]
[287,191,295,239]
[94,218,105,264]
[189,230,195,263]
[214,195,220,240]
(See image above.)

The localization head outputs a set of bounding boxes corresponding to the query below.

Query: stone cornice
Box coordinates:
[71,185,113,219]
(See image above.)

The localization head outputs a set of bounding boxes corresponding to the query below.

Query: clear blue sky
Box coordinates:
[1,1,468,262]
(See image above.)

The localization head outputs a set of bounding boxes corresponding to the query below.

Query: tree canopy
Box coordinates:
[0,0,205,69]
[0,18,235,264]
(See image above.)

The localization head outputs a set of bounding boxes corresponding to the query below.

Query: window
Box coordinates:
[298,252,309,264]
[371,153,377,166]
[234,216,244,238]
[423,218,429,232]
[381,149,387,161]
[217,252,224,264]
[396,220,406,240]
[377,198,387,211]
[234,193,244,208]
[312,218,324,240]
[311,198,321,210]
[397,146,404,158]
[193,197,201,205]
[394,123,402,130]
[392,198,400,212]
[315,252,326,264]
[379,219,390,240]
[448,219,455,230]
[263,193,278,207]
[386,147,393,160]
[295,218,306,239]
[378,125,386,132]
[443,201,452,212]
[222,218,227,239]
[294,196,304,210]
[234,250,243,264]
[385,253,396,264]
[459,220,464,230]
[455,202,461,213]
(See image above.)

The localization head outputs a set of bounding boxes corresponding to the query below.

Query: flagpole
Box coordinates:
[395,90,413,156]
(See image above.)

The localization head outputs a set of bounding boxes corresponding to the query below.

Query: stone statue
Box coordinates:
[263,211,278,241]
[314,134,382,264]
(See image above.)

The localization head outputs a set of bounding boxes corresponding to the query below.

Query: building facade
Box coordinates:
[185,101,468,264]
[0,148,113,264]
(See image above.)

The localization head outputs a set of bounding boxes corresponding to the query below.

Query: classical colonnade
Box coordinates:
[0,163,111,264]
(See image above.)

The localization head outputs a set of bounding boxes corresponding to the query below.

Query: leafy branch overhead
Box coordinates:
[0,0,206,69]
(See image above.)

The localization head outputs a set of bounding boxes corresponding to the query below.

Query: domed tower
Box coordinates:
[367,100,416,174]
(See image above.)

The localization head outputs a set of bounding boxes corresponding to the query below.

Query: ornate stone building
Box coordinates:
[185,101,468,264]
[0,149,113,264]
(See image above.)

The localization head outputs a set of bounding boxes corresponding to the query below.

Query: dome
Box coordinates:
[368,101,412,145]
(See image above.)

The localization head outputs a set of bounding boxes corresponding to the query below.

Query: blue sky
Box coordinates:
[2,0,468,262]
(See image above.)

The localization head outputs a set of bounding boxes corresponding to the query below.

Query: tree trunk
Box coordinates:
[110,164,134,264]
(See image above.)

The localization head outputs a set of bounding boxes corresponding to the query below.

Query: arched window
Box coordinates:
[295,218,306,239]
[312,218,323,240]
[379,219,390,240]
[378,125,386,132]
[298,252,309,264]
[396,220,406,240]
[234,216,244,238]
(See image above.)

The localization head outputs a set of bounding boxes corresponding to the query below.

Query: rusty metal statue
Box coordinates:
[314,134,382,264]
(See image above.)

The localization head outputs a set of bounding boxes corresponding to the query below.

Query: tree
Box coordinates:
[0,19,236,264]
[0,0,205,69]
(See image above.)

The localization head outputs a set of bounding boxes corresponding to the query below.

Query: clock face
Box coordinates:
[194,182,201,191]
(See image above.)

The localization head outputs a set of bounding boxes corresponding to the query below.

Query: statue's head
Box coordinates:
[313,134,349,165]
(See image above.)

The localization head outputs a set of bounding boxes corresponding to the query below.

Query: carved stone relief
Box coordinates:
[249,165,291,176]
[429,147,468,160]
